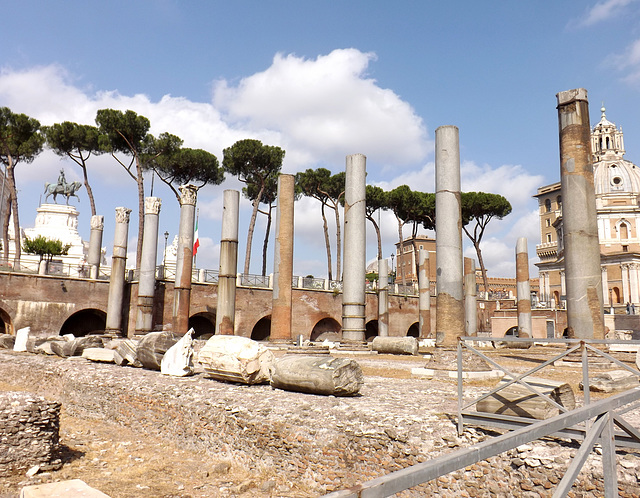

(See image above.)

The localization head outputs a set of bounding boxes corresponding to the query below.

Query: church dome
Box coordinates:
[594,159,640,195]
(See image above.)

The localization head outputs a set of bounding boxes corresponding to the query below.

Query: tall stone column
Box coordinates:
[378,258,389,337]
[602,267,610,306]
[216,190,239,335]
[630,264,639,305]
[435,125,464,346]
[622,264,630,304]
[342,153,367,342]
[464,257,477,336]
[135,197,162,335]
[88,215,104,279]
[558,89,604,338]
[418,249,431,338]
[172,185,197,336]
[105,207,132,337]
[516,237,532,338]
[271,174,295,342]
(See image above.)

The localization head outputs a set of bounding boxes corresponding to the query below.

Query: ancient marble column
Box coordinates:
[271,174,295,342]
[172,185,197,336]
[88,215,104,279]
[464,257,477,336]
[216,190,239,335]
[135,197,162,336]
[105,207,132,337]
[557,88,604,339]
[435,125,465,346]
[342,153,367,342]
[418,249,431,338]
[378,258,389,337]
[516,237,532,338]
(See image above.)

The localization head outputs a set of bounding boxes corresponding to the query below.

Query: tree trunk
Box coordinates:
[80,163,97,217]
[333,204,342,281]
[396,215,405,288]
[321,202,332,281]
[6,162,21,269]
[476,242,489,299]
[243,184,265,276]
[367,215,382,261]
[135,158,145,270]
[261,204,274,276]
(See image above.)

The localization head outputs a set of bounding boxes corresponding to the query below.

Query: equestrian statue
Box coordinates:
[44,169,82,204]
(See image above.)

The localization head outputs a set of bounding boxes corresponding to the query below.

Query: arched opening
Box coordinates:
[0,307,12,335]
[365,320,378,342]
[407,322,419,337]
[505,326,518,337]
[189,312,216,340]
[612,286,622,304]
[310,317,341,342]
[620,222,629,240]
[556,195,562,209]
[251,316,271,341]
[553,291,560,307]
[60,309,107,337]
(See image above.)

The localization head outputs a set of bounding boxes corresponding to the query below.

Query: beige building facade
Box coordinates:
[536,106,640,312]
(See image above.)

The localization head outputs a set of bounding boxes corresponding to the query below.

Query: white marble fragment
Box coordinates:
[161,329,194,377]
[13,327,30,352]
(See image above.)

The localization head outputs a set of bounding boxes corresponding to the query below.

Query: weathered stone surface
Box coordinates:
[50,336,104,357]
[33,340,65,355]
[113,339,140,367]
[426,347,492,371]
[82,348,116,363]
[161,329,194,377]
[136,331,180,370]
[579,369,640,393]
[19,479,110,497]
[0,333,15,349]
[198,335,274,384]
[371,336,418,355]
[271,356,364,396]
[13,327,30,352]
[477,376,576,419]
[0,391,61,477]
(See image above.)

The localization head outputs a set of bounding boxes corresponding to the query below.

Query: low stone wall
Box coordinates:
[0,391,62,477]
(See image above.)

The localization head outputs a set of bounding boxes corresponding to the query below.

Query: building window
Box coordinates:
[546,233,552,243]
[545,219,551,227]
[623,245,629,252]
[544,199,551,213]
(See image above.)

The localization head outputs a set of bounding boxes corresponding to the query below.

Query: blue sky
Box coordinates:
[2,0,640,278]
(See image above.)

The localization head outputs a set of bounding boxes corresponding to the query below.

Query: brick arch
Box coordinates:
[407,321,419,337]
[189,311,216,340]
[310,317,341,342]
[251,315,271,341]
[60,308,107,337]
[365,320,378,342]
[0,304,14,335]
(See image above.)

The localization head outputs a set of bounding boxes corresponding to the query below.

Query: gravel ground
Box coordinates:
[0,346,639,497]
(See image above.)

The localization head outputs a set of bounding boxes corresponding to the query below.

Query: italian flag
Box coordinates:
[193,219,200,256]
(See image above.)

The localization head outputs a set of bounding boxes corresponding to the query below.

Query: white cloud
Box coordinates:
[213,49,431,171]
[608,38,640,86]
[569,0,638,28]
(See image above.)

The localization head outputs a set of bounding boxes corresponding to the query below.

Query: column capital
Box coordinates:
[179,184,198,206]
[144,197,162,215]
[90,215,104,230]
[115,207,132,224]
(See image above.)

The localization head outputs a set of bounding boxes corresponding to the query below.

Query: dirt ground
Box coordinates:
[1,345,639,497]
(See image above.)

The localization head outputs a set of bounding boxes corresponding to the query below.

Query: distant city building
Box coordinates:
[536,106,640,311]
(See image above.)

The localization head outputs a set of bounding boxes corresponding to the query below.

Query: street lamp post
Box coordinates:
[390,253,395,283]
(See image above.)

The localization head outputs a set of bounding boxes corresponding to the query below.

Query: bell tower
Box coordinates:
[591,105,626,162]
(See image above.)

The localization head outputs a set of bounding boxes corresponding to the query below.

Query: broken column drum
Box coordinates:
[105,207,132,336]
[378,258,389,337]
[464,257,477,336]
[435,125,465,346]
[557,89,604,339]
[516,237,532,337]
[342,154,367,342]
[135,197,162,335]
[216,189,239,335]
[172,184,198,336]
[87,215,104,279]
[418,249,431,338]
[271,174,295,342]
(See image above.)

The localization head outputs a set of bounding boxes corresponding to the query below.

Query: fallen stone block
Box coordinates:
[198,335,274,384]
[113,339,140,367]
[476,376,575,420]
[51,336,104,357]
[20,479,110,497]
[13,327,30,352]
[372,336,418,355]
[271,356,364,396]
[0,333,15,349]
[161,329,194,377]
[82,348,116,363]
[579,370,640,393]
[137,331,180,370]
[34,340,66,355]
